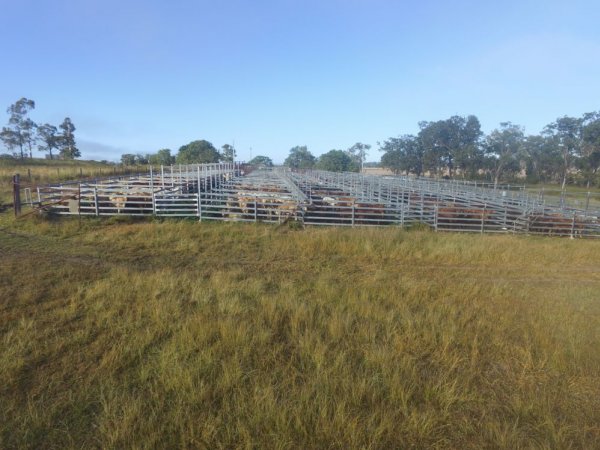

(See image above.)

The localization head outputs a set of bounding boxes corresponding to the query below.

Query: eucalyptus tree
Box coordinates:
[484,122,526,188]
[147,149,174,165]
[346,142,371,172]
[579,112,600,187]
[22,118,38,158]
[58,117,80,159]
[317,150,355,172]
[284,146,316,169]
[418,115,482,177]
[248,155,273,167]
[220,144,236,162]
[37,123,60,159]
[379,135,424,176]
[0,127,19,156]
[2,97,36,159]
[543,116,582,190]
[176,140,220,164]
[522,135,561,183]
[121,154,136,165]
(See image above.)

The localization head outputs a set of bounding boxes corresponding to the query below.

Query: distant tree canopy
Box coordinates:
[148,148,174,165]
[0,98,79,160]
[220,144,236,163]
[379,111,600,187]
[346,142,371,172]
[284,146,316,169]
[248,155,273,167]
[58,117,80,159]
[37,123,59,160]
[484,122,525,188]
[4,96,598,188]
[379,135,424,176]
[176,140,220,164]
[316,150,355,172]
[122,141,221,166]
[121,154,137,165]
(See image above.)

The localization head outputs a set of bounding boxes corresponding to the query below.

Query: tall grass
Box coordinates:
[0,158,140,204]
[1,216,599,448]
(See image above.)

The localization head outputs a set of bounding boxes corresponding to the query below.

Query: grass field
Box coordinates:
[1,212,599,449]
[0,159,139,205]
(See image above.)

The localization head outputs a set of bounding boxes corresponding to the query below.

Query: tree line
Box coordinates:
[266,143,370,173]
[0,98,80,160]
[378,112,600,188]
[120,141,236,166]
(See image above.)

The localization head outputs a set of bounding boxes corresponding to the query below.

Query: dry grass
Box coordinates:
[0,214,599,449]
[0,159,139,204]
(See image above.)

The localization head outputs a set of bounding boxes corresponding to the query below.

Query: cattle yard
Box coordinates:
[22,162,600,237]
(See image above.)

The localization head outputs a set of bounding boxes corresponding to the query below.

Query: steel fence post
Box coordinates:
[94,187,99,216]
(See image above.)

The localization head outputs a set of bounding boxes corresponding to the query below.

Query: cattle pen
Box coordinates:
[16,162,600,238]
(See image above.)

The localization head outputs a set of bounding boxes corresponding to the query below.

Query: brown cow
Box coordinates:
[436,205,495,230]
[527,213,584,236]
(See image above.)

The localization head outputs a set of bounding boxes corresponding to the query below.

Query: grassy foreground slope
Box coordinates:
[1,216,599,449]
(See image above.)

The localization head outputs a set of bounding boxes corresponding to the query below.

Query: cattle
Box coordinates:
[436,205,496,230]
[99,189,154,214]
[527,213,585,236]
[354,202,388,225]
[223,191,301,222]
[109,194,128,213]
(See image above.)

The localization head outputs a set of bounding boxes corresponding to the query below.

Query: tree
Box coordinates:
[148,148,174,165]
[316,150,354,172]
[248,155,273,167]
[379,135,424,176]
[579,112,600,187]
[220,144,236,162]
[37,123,59,159]
[346,142,371,172]
[121,154,137,165]
[484,122,525,188]
[453,116,484,177]
[58,117,80,159]
[176,140,220,164]
[0,127,19,157]
[135,154,149,165]
[522,135,561,183]
[22,118,38,159]
[543,116,582,189]
[2,97,36,159]
[418,115,482,177]
[283,146,316,169]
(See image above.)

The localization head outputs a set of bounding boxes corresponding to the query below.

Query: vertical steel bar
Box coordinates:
[13,174,21,217]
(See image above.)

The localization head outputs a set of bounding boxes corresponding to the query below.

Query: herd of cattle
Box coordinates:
[35,166,600,237]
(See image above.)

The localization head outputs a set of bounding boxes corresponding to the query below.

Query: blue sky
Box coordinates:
[0,0,599,163]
